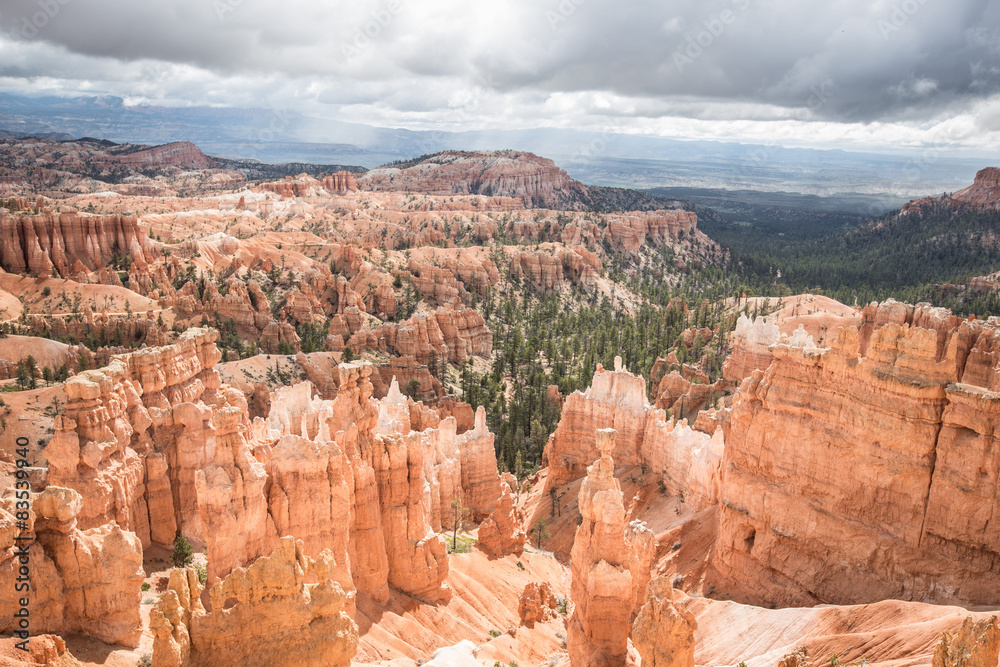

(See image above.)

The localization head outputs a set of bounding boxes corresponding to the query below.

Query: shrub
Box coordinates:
[171,534,194,568]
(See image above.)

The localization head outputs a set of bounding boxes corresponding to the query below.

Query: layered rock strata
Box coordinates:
[716,301,1000,606]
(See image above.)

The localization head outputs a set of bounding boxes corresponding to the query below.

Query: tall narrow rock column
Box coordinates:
[567,428,655,667]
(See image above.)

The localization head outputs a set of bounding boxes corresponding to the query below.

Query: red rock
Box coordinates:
[932,616,1000,667]
[478,478,526,558]
[0,211,156,276]
[567,428,655,667]
[150,537,358,667]
[518,581,559,627]
[716,302,1000,607]
[631,576,697,667]
[0,487,143,646]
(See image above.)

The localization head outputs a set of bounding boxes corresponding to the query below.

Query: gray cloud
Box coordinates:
[0,0,999,151]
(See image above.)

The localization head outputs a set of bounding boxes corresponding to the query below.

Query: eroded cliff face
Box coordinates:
[0,210,157,277]
[150,536,358,667]
[0,487,144,647]
[716,300,1000,606]
[544,356,724,510]
[545,357,651,486]
[567,428,655,667]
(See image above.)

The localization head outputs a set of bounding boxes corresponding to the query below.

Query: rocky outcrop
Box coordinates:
[722,314,817,383]
[932,616,1000,667]
[0,210,156,277]
[604,210,698,253]
[716,300,1000,607]
[349,306,492,364]
[652,370,727,418]
[631,577,697,667]
[43,328,269,562]
[360,150,592,209]
[519,581,559,627]
[0,634,81,666]
[323,171,360,193]
[642,418,724,511]
[150,536,358,667]
[478,478,526,557]
[112,141,216,169]
[252,368,499,605]
[0,487,144,647]
[369,424,453,603]
[544,356,724,510]
[567,428,655,667]
[458,406,501,520]
[905,167,1000,213]
[545,357,650,486]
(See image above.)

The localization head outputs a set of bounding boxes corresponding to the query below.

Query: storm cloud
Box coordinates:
[1,0,999,152]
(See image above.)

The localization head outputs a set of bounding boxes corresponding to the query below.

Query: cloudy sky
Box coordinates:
[1,0,999,154]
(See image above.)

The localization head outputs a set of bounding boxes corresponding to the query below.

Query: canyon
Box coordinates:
[0,141,997,667]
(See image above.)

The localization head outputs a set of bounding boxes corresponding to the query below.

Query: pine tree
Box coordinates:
[171,534,195,568]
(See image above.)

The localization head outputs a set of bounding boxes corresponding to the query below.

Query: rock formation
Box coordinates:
[150,537,358,667]
[518,581,559,627]
[0,210,157,277]
[545,357,651,486]
[567,428,655,667]
[348,306,493,364]
[544,356,724,510]
[478,478,526,557]
[722,314,819,383]
[716,300,1000,606]
[932,616,1000,667]
[0,487,144,646]
[631,577,697,667]
[359,150,593,209]
[0,634,81,666]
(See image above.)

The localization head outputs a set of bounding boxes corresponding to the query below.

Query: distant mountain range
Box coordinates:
[0,92,989,202]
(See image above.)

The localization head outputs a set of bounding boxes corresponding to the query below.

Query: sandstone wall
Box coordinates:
[0,210,156,277]
[716,302,1000,606]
